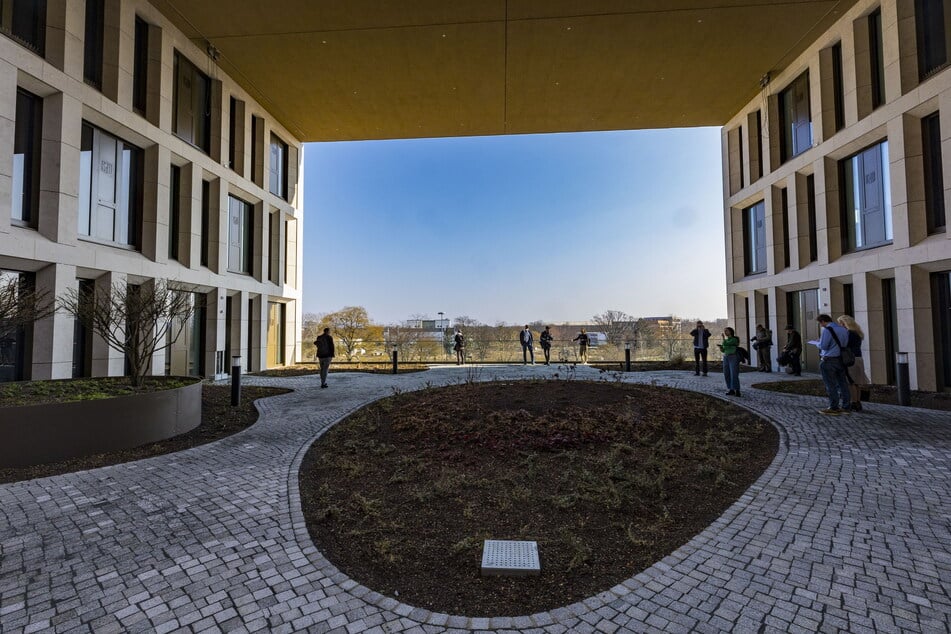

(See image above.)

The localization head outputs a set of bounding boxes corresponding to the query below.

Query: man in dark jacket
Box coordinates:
[315,328,335,388]
[519,325,535,365]
[690,321,711,376]
[783,324,802,376]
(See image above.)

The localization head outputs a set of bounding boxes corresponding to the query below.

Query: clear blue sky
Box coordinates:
[302,127,727,325]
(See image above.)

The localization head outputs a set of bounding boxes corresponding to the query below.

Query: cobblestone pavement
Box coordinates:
[2,365,950,633]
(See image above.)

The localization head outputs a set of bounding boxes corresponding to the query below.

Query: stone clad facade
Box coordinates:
[0,0,303,381]
[723,0,951,391]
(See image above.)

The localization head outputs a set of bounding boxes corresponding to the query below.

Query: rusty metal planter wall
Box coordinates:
[0,378,202,467]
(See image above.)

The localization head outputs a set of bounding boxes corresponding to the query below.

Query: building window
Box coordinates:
[781,187,790,269]
[916,0,951,79]
[779,71,812,163]
[0,0,46,55]
[251,115,263,187]
[843,283,855,318]
[869,8,885,109]
[83,0,104,89]
[832,42,845,132]
[228,195,252,274]
[743,201,767,275]
[738,124,745,189]
[923,112,947,233]
[78,122,144,248]
[841,140,892,251]
[132,17,149,115]
[752,111,763,181]
[12,88,42,227]
[932,271,951,389]
[267,301,285,367]
[0,269,33,382]
[269,134,288,199]
[173,51,211,154]
[200,180,210,267]
[806,174,818,262]
[169,165,181,261]
[229,97,238,171]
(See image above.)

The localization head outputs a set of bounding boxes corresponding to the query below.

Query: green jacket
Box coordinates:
[719,336,740,355]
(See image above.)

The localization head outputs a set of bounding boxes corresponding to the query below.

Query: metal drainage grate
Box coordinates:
[480,540,541,576]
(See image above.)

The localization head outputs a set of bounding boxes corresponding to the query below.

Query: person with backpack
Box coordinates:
[314,328,335,388]
[782,324,802,376]
[718,327,741,396]
[838,314,869,411]
[816,314,851,414]
[752,324,773,372]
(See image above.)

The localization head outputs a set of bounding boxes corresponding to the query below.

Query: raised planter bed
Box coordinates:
[0,377,202,467]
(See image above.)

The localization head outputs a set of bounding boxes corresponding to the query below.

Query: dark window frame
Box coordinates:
[779,71,812,163]
[807,174,818,262]
[0,0,47,55]
[227,195,253,275]
[172,51,212,154]
[923,112,947,233]
[832,42,846,132]
[742,200,767,276]
[12,88,42,227]
[916,0,951,79]
[169,165,181,261]
[132,17,149,115]
[781,187,791,269]
[840,139,893,253]
[83,0,104,90]
[869,8,886,110]
[200,179,211,267]
[269,134,288,200]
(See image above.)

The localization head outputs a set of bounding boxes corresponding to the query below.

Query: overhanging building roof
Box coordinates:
[150,0,858,142]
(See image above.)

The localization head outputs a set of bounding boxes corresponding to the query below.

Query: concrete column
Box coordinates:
[881,0,903,106]
[727,125,742,196]
[38,92,81,245]
[853,13,874,120]
[285,299,299,366]
[788,172,805,270]
[230,289,249,374]
[818,45,838,141]
[45,0,85,80]
[817,157,842,263]
[895,0,920,95]
[92,271,127,377]
[252,201,265,283]
[862,272,888,387]
[206,287,228,378]
[216,180,229,274]
[31,262,76,379]
[252,294,267,371]
[890,114,921,249]
[728,206,743,284]
[142,143,171,262]
[0,60,14,236]
[941,92,951,224]
[896,265,937,390]
[182,162,202,269]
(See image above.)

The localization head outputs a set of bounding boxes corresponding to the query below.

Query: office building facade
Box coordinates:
[724,0,951,390]
[1,0,303,382]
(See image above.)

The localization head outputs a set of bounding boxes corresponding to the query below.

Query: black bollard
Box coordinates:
[231,355,241,406]
[625,346,631,372]
[392,348,399,374]
[896,352,911,406]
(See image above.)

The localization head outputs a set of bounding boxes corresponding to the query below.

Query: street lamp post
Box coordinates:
[392,344,399,374]
[896,352,911,406]
[231,355,242,406]
[624,342,631,372]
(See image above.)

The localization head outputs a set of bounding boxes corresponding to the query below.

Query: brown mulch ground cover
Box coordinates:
[0,385,288,484]
[300,380,778,616]
[754,379,951,412]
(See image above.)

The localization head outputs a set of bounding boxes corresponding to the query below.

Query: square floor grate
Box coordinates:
[480,540,541,576]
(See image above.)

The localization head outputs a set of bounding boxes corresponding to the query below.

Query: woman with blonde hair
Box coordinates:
[837,314,869,411]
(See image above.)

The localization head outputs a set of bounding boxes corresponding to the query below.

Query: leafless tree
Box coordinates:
[60,279,195,387]
[0,273,55,340]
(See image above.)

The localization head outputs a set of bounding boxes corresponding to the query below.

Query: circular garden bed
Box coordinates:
[299,380,778,616]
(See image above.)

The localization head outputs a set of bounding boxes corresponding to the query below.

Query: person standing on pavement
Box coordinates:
[838,314,869,411]
[690,320,711,376]
[453,329,465,365]
[783,325,802,376]
[752,324,773,372]
[519,325,535,365]
[816,314,851,415]
[718,327,741,396]
[314,327,335,388]
[573,328,590,364]
[540,326,554,365]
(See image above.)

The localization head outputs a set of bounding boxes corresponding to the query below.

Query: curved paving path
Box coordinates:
[2,366,950,633]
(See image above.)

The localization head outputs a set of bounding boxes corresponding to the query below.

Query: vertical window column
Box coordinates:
[855,9,886,119]
[727,126,743,195]
[742,201,767,275]
[12,89,42,228]
[922,112,947,234]
[819,43,846,138]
